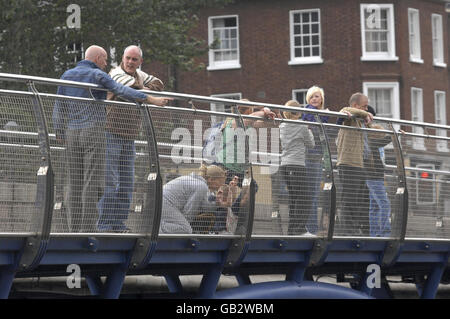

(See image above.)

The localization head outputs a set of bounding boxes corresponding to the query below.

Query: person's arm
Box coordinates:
[97,71,170,106]
[244,107,277,128]
[340,107,372,124]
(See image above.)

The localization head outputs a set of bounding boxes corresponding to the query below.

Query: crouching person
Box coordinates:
[159,164,227,234]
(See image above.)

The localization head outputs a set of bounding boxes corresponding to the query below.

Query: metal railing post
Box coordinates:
[382,123,408,267]
[129,102,162,269]
[18,81,54,270]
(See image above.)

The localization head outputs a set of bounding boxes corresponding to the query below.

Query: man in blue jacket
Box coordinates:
[53,45,170,232]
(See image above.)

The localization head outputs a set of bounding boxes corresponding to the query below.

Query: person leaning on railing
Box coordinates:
[335,92,373,236]
[279,100,315,236]
[301,86,329,235]
[96,45,165,233]
[52,45,171,233]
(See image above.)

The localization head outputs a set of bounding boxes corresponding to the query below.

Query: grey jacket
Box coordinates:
[160,173,216,234]
[279,122,315,166]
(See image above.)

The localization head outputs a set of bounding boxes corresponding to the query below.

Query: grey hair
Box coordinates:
[123,45,143,58]
[349,92,366,106]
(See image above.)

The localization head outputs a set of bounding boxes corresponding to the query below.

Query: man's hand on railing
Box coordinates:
[145,95,173,107]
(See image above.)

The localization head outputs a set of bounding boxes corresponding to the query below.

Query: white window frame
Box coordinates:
[408,8,423,64]
[288,9,323,65]
[207,15,241,71]
[415,164,436,205]
[292,89,308,107]
[363,81,400,119]
[434,90,449,152]
[411,87,426,150]
[360,4,398,61]
[431,14,446,68]
[210,93,242,126]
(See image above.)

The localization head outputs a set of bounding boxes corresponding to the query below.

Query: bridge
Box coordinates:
[0,73,449,299]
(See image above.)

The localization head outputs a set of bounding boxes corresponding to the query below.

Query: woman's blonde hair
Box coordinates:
[199,164,226,179]
[282,100,301,120]
[306,86,325,109]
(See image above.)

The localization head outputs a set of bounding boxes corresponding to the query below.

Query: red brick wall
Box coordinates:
[143,0,448,123]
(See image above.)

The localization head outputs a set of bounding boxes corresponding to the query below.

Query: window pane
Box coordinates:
[312,47,319,56]
[302,13,310,22]
[224,17,236,27]
[304,47,311,57]
[303,24,310,34]
[293,13,300,23]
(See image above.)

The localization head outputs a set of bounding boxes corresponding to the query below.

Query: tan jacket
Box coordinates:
[106,64,164,139]
[336,107,370,168]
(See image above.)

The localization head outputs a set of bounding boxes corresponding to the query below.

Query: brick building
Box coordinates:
[146,0,449,129]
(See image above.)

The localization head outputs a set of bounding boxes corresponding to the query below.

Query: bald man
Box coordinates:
[97,45,165,232]
[53,45,170,233]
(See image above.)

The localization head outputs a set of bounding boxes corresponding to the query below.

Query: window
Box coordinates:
[360,4,398,61]
[292,89,308,107]
[210,93,242,126]
[289,9,323,65]
[411,88,425,150]
[67,42,83,65]
[431,14,446,67]
[408,8,423,63]
[363,82,400,120]
[416,164,436,205]
[208,15,240,70]
[434,91,448,152]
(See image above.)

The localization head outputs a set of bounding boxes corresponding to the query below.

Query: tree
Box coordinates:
[0,0,234,81]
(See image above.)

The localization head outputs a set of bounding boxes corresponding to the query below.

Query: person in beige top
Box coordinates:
[336,92,373,236]
[97,45,167,232]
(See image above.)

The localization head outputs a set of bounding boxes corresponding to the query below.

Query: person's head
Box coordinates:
[282,100,302,120]
[85,45,108,70]
[349,92,369,111]
[122,45,143,75]
[199,164,227,192]
[306,86,325,109]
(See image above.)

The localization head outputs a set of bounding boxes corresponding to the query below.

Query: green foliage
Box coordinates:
[0,0,234,79]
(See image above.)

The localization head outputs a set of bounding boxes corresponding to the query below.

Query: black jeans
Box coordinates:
[281,165,309,235]
[337,164,368,235]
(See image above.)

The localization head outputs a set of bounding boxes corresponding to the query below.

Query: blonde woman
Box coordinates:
[159,164,228,234]
[279,100,315,235]
[301,86,329,235]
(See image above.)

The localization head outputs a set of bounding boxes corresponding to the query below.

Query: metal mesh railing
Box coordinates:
[324,119,404,238]
[1,73,450,242]
[398,123,450,239]
[0,92,41,233]
[40,95,160,234]
[149,107,250,236]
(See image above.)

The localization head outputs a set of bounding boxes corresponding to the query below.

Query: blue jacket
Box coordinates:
[52,60,148,139]
[301,104,329,158]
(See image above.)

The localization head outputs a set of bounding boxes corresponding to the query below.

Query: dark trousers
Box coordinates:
[281,165,310,235]
[66,126,105,232]
[337,164,368,236]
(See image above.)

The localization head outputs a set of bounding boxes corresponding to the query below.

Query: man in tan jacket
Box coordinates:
[336,92,373,236]
[97,45,165,232]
